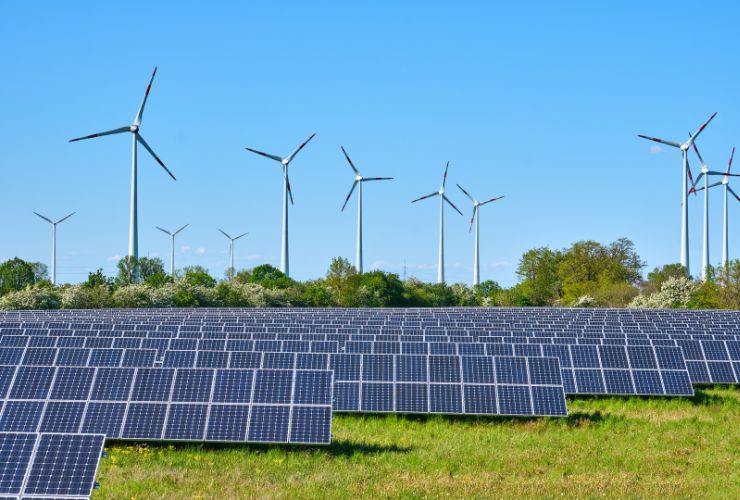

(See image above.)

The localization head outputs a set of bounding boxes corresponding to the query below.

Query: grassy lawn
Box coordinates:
[94,386,740,499]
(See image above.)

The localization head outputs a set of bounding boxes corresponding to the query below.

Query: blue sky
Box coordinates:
[2,1,740,286]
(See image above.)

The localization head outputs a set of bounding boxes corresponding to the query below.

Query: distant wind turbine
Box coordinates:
[457,185,504,286]
[692,147,740,270]
[245,133,316,277]
[218,228,248,276]
[340,146,393,273]
[638,112,717,274]
[70,67,176,280]
[33,211,75,286]
[688,141,740,279]
[155,224,189,276]
[411,162,463,284]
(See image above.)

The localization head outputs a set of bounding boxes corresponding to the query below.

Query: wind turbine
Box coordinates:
[155,224,189,277]
[340,146,393,273]
[688,141,740,279]
[638,112,717,274]
[33,211,75,286]
[218,228,248,276]
[245,133,316,277]
[70,67,176,280]
[456,185,504,286]
[692,147,740,269]
[411,162,463,284]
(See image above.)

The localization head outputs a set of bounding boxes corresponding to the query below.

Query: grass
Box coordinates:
[94,386,740,499]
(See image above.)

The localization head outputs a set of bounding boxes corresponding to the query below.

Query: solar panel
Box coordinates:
[0,432,104,498]
[22,433,105,498]
[0,366,333,445]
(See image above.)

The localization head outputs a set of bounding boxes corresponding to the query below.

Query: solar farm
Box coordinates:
[0,307,738,498]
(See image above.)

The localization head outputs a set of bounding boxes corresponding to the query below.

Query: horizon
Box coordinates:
[3,2,740,286]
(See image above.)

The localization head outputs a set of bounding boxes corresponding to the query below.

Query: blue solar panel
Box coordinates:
[0,432,36,495]
[22,433,105,498]
[164,404,208,441]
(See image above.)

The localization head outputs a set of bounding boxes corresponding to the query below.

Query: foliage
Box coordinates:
[629,275,696,308]
[0,257,46,296]
[0,285,60,310]
[179,266,217,288]
[115,256,166,286]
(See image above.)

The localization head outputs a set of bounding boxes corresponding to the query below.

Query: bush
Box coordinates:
[60,285,112,309]
[629,276,696,309]
[112,284,153,308]
[0,286,61,310]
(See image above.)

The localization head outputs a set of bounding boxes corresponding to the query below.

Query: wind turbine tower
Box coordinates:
[411,162,463,284]
[339,146,393,273]
[33,211,75,286]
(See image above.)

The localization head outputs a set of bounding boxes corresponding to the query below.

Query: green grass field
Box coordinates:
[94,386,739,499]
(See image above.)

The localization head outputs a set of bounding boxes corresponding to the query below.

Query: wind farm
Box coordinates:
[4,4,740,498]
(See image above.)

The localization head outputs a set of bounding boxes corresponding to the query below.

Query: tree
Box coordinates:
[516,247,562,306]
[247,264,294,289]
[179,266,217,288]
[115,256,166,285]
[325,257,359,306]
[0,258,40,296]
[646,263,687,294]
[83,269,112,289]
[356,271,405,307]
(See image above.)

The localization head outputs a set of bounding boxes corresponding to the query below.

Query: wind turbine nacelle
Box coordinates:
[130,125,139,133]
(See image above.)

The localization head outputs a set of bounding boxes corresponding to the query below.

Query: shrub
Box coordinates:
[0,286,60,310]
[60,285,112,309]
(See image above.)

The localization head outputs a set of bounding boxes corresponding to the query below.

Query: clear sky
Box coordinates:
[2,1,740,286]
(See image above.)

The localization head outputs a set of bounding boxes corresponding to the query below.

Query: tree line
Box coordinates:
[2,237,740,309]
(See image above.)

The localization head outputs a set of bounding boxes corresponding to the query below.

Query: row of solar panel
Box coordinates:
[0,432,105,498]
[0,360,566,421]
[0,367,333,444]
[0,330,740,347]
[0,324,731,335]
[1,342,709,390]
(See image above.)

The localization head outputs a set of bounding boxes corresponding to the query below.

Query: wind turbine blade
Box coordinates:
[411,192,439,203]
[689,173,704,195]
[456,184,475,203]
[56,212,76,224]
[691,136,707,170]
[637,135,681,148]
[173,224,189,236]
[341,181,358,211]
[727,147,736,174]
[285,132,316,164]
[136,134,176,180]
[340,146,360,175]
[362,177,393,182]
[706,181,724,189]
[218,228,232,240]
[285,171,294,205]
[728,185,740,202]
[134,66,157,126]
[245,147,283,163]
[33,212,53,224]
[469,206,477,232]
[441,161,450,189]
[69,126,130,142]
[686,112,718,148]
[234,232,248,240]
[155,226,172,235]
[443,195,463,216]
[480,195,505,206]
[708,171,740,177]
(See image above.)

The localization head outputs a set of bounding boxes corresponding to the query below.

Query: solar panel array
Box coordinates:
[0,432,104,498]
[1,306,738,497]
[0,366,333,444]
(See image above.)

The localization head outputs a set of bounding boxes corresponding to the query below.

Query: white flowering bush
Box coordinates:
[60,285,112,309]
[0,286,61,310]
[629,276,696,309]
[111,284,153,308]
[572,295,596,307]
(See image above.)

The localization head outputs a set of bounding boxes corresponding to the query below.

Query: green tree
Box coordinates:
[115,256,166,285]
[646,263,687,294]
[247,264,294,289]
[356,271,405,307]
[325,257,360,306]
[179,266,217,288]
[516,247,563,305]
[0,258,40,296]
